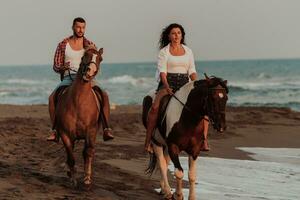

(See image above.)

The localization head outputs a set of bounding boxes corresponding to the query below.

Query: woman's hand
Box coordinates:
[166,87,174,95]
[190,72,198,81]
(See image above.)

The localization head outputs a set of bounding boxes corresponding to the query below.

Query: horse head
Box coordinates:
[204,74,229,133]
[79,47,103,82]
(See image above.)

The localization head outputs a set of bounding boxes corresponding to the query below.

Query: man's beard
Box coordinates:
[74,31,84,38]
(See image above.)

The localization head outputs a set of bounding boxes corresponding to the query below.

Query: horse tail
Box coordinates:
[145,152,157,176]
[142,96,153,128]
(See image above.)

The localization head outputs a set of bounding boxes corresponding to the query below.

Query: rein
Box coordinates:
[171,93,209,122]
[67,68,78,81]
[171,85,227,123]
[65,59,96,82]
[171,94,194,115]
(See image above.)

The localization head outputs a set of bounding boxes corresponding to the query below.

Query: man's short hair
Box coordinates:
[73,17,86,26]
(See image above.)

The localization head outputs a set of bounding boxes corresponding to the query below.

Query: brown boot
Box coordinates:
[47,129,59,143]
[200,139,210,151]
[103,128,114,141]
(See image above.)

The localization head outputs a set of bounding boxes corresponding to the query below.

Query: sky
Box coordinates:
[1,0,300,65]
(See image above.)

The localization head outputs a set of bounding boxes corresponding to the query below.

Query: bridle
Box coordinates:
[172,83,227,124]
[80,59,98,77]
[77,50,99,81]
[65,58,98,82]
[206,87,228,126]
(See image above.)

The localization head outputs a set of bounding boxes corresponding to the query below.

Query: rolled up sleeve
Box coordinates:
[188,50,197,75]
[157,49,167,74]
[53,42,65,73]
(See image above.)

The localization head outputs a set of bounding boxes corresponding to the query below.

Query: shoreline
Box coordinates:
[0,104,299,199]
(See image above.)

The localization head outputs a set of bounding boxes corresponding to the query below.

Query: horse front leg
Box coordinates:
[153,144,172,199]
[188,156,197,200]
[83,132,96,187]
[168,143,184,200]
[61,133,77,187]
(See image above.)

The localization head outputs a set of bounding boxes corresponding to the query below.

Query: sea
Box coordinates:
[1,61,299,199]
[166,147,300,200]
[0,59,300,111]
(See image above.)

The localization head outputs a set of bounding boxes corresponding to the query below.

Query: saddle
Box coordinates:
[157,95,172,126]
[54,86,68,107]
[143,92,172,146]
[54,85,103,110]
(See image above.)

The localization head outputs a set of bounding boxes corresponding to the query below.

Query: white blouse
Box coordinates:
[155,44,197,81]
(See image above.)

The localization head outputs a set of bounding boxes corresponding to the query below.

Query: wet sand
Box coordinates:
[0,104,299,199]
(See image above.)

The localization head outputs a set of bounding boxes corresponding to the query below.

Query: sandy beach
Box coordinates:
[0,104,299,199]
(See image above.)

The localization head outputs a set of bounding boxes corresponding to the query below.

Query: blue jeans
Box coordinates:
[54,74,99,91]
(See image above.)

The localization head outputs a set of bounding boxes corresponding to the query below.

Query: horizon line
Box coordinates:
[0,57,300,67]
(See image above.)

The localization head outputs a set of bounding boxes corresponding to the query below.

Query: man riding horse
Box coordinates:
[47,17,114,142]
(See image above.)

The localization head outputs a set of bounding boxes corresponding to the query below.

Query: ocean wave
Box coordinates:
[0,79,54,85]
[104,75,154,86]
[229,80,300,91]
[0,91,10,96]
[257,72,272,79]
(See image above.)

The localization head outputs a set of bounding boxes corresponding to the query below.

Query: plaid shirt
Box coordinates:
[53,36,95,73]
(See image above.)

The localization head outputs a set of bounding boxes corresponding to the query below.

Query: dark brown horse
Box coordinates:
[142,75,228,200]
[54,47,104,187]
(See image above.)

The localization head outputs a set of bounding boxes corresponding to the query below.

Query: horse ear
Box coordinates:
[98,48,103,55]
[221,80,229,93]
[204,73,209,80]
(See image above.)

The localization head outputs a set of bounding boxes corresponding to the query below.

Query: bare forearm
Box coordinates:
[160,72,169,88]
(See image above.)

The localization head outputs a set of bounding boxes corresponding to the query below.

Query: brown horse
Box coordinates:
[54,47,104,188]
[142,75,228,200]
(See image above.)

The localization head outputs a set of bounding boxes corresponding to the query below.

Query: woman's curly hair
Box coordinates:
[159,23,186,49]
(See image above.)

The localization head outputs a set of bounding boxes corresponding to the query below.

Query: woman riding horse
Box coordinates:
[143,75,228,199]
[144,23,210,153]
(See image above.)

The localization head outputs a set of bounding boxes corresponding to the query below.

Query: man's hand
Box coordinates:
[61,62,70,71]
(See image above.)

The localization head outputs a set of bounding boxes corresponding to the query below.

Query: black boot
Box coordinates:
[46,129,59,143]
[103,128,114,141]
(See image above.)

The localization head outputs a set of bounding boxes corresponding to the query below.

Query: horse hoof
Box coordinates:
[159,190,165,196]
[163,192,173,200]
[84,180,92,186]
[83,182,92,191]
[83,176,92,190]
[172,192,184,200]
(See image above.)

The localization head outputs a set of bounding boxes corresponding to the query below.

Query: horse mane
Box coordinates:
[195,77,229,94]
[182,77,228,124]
[167,80,209,127]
